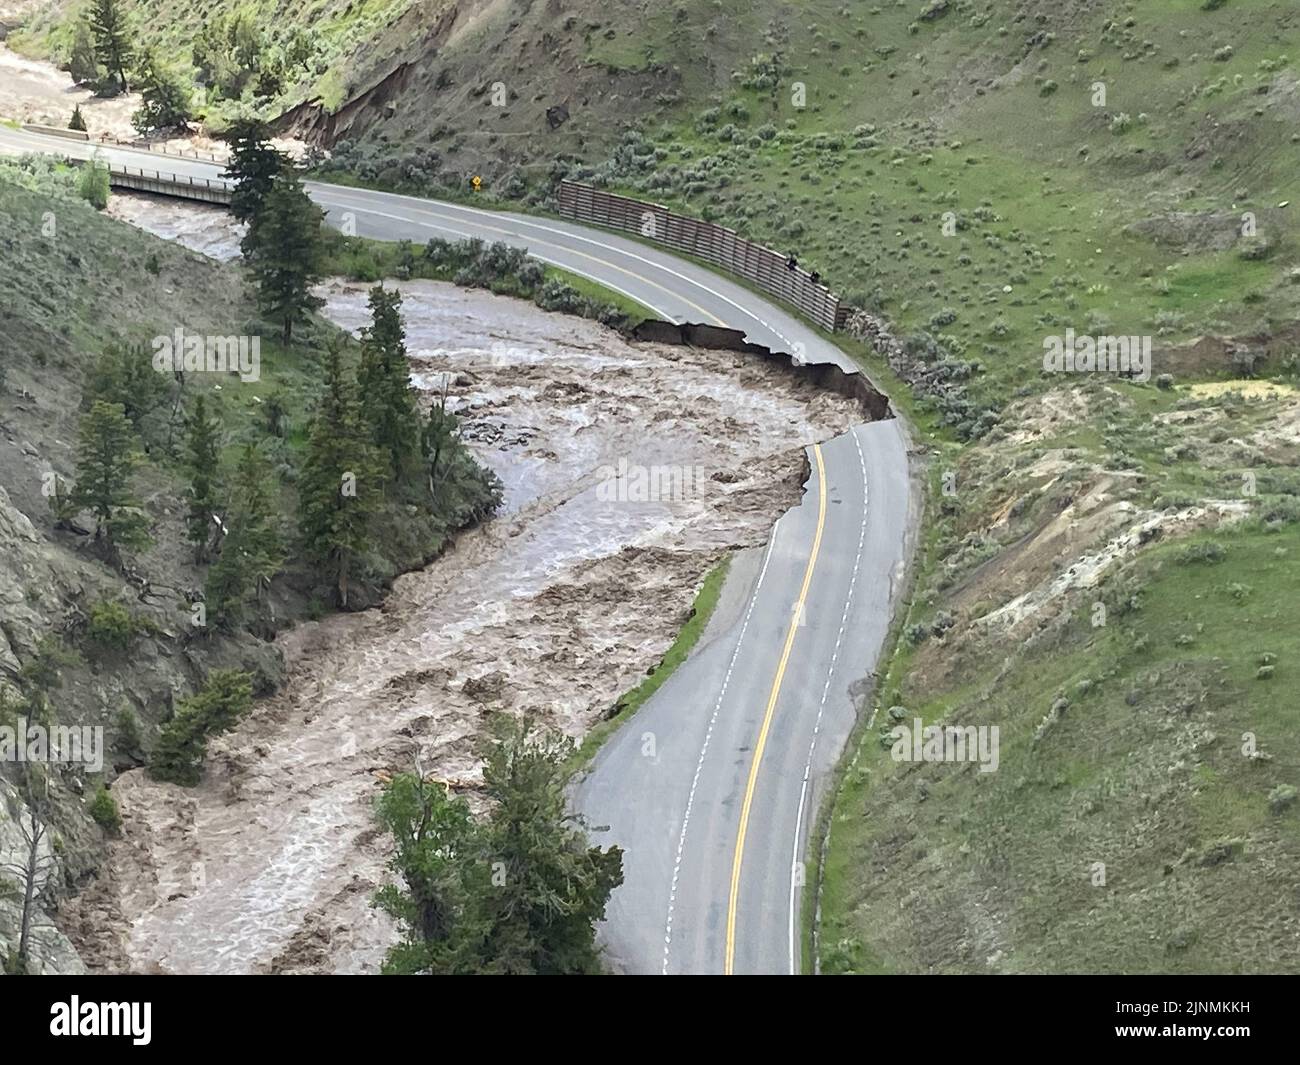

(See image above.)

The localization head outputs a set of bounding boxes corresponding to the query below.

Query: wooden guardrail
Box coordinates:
[557,180,847,333]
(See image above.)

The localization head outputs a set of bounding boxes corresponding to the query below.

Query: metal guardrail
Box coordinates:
[94,134,226,163]
[77,157,234,205]
[20,124,224,164]
[557,180,847,333]
[17,124,233,204]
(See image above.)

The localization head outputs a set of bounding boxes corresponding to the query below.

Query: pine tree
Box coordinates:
[246,170,324,345]
[373,723,623,975]
[358,285,421,486]
[72,399,149,553]
[131,50,193,135]
[476,721,624,974]
[149,670,253,786]
[88,0,133,95]
[69,104,88,132]
[68,21,100,86]
[184,394,221,563]
[298,345,380,606]
[205,443,284,623]
[15,636,75,728]
[85,342,166,432]
[221,117,287,230]
[373,774,487,975]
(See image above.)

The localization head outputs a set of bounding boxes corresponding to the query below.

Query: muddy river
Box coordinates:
[57,195,861,973]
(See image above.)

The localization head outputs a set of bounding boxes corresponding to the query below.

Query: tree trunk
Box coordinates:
[16,814,43,974]
[429,445,442,493]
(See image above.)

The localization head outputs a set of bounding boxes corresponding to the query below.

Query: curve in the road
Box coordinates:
[0,125,915,975]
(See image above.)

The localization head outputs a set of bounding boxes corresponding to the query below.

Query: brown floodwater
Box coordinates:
[68,239,860,970]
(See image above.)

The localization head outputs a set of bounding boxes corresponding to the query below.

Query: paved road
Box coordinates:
[0,124,915,974]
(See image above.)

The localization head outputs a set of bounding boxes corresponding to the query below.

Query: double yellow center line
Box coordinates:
[724,443,828,974]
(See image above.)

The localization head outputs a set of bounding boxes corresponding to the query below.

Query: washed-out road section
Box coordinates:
[0,124,915,975]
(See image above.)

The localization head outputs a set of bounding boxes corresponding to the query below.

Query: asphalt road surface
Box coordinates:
[0,125,916,974]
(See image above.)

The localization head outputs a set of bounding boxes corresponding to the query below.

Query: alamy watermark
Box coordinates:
[887,718,1000,773]
[152,328,261,382]
[1042,329,1151,382]
[0,717,104,773]
[596,458,707,503]
[50,997,151,1046]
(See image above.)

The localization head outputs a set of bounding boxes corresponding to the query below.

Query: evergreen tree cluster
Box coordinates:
[149,669,254,785]
[191,12,313,103]
[131,50,194,135]
[47,128,507,798]
[375,722,623,975]
[69,1,194,133]
[297,285,502,607]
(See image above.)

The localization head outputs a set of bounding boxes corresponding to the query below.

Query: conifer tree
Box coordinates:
[149,670,253,786]
[374,722,623,975]
[68,21,100,86]
[422,388,460,494]
[246,170,324,345]
[184,394,222,564]
[88,0,133,94]
[298,345,379,606]
[475,721,624,974]
[222,118,288,234]
[205,443,283,623]
[358,285,421,486]
[72,399,149,553]
[84,342,166,432]
[131,50,193,135]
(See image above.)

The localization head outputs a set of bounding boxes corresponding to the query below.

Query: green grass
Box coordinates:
[814,379,1300,972]
[548,267,656,326]
[584,0,1300,434]
[12,0,422,122]
[16,0,1300,975]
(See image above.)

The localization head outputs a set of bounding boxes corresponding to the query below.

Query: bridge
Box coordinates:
[18,123,233,204]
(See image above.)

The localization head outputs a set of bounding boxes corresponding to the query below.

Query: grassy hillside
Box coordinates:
[10,0,423,114]
[819,375,1300,973]
[92,0,1292,435]
[343,0,1300,974]
[0,162,288,969]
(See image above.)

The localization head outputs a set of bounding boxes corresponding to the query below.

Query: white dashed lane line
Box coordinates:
[786,428,871,975]
[661,529,779,976]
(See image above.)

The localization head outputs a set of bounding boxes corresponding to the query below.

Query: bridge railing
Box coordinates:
[556,180,848,333]
[93,134,227,164]
[88,159,234,205]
